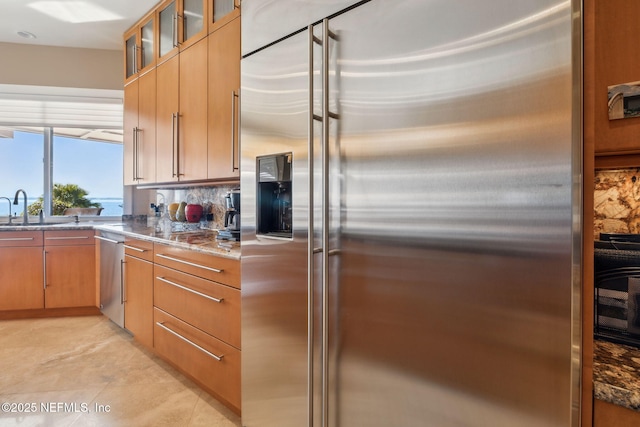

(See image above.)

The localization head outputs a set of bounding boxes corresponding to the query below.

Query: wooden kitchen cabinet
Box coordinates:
[124,238,154,348]
[156,38,208,183]
[43,230,96,309]
[154,244,240,288]
[123,11,156,84]
[178,38,208,181]
[209,0,240,33]
[153,243,241,413]
[156,54,180,183]
[594,399,640,426]
[124,68,157,185]
[157,0,209,63]
[154,264,240,348]
[154,307,241,413]
[207,14,240,180]
[0,232,44,311]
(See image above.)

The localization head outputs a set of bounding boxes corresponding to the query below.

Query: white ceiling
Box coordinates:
[0,0,161,50]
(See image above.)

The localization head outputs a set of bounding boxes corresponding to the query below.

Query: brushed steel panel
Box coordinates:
[241,29,313,427]
[241,0,581,426]
[241,0,362,55]
[328,1,577,426]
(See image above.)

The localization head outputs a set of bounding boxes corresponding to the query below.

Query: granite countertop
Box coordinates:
[95,222,240,260]
[594,339,640,410]
[0,219,240,260]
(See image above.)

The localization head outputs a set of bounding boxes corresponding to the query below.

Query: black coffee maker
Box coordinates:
[219,189,240,241]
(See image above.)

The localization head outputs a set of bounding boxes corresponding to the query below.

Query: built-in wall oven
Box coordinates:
[94,231,125,327]
[595,233,640,346]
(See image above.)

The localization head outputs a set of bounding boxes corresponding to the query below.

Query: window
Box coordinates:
[0,129,44,216]
[0,128,123,218]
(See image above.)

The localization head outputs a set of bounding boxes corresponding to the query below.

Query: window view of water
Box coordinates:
[0,198,123,218]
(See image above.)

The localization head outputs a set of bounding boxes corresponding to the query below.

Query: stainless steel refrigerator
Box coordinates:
[240,1,582,426]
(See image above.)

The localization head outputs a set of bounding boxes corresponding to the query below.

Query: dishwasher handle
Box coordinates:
[94,235,124,245]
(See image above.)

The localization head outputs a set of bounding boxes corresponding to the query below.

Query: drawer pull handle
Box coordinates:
[0,237,34,241]
[94,235,123,244]
[123,244,147,253]
[156,321,224,361]
[156,253,223,273]
[157,276,224,303]
[45,236,90,240]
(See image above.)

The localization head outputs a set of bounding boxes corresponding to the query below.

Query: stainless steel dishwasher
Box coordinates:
[95,231,125,327]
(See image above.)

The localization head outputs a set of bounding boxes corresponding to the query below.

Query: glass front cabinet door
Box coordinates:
[209,0,240,33]
[158,0,208,61]
[123,12,156,83]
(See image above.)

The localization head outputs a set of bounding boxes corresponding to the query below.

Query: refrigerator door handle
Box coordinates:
[321,18,331,427]
[308,23,318,427]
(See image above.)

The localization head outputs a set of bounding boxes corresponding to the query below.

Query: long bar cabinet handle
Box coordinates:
[94,235,122,245]
[171,113,178,177]
[132,127,138,180]
[156,321,224,361]
[123,244,147,253]
[43,250,47,289]
[231,90,239,172]
[45,236,90,240]
[120,259,125,304]
[156,253,223,273]
[0,237,34,241]
[156,276,224,303]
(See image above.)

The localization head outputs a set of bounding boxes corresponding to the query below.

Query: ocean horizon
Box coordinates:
[0,197,124,217]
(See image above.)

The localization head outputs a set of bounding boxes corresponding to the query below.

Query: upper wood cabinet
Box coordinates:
[124,0,240,185]
[156,39,208,184]
[209,0,240,33]
[124,70,157,185]
[208,15,240,180]
[179,39,209,181]
[592,0,640,156]
[123,11,156,84]
[156,55,180,183]
[157,0,209,63]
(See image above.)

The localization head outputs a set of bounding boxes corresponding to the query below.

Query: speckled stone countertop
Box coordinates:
[594,339,640,410]
[0,220,240,260]
[94,222,240,260]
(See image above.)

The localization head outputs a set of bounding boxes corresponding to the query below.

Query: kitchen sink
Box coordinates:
[0,222,67,227]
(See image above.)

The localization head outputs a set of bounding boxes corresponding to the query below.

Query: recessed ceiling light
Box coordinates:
[17,31,37,39]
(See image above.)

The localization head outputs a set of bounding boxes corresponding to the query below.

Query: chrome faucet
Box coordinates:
[13,189,28,225]
[0,197,12,224]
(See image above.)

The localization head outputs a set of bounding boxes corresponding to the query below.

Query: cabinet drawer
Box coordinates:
[154,308,240,412]
[124,237,154,261]
[154,264,240,348]
[0,231,42,247]
[154,244,240,288]
[44,230,95,246]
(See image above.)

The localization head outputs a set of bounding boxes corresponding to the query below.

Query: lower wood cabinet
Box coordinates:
[153,242,241,414]
[0,231,44,310]
[0,230,96,312]
[124,238,154,348]
[594,399,640,427]
[154,307,241,412]
[44,230,96,308]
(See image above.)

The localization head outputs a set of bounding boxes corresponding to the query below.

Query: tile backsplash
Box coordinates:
[594,168,640,238]
[154,185,239,230]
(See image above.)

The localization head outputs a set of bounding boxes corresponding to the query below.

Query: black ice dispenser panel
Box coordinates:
[257,153,292,238]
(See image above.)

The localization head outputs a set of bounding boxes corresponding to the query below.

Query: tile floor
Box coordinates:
[0,315,242,427]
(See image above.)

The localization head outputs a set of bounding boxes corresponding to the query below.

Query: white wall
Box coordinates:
[0,42,122,90]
